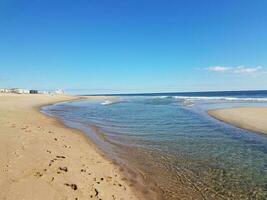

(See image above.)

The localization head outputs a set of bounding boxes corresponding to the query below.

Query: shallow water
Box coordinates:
[43,95,267,199]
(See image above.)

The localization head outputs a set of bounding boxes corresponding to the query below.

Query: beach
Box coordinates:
[208,107,267,135]
[2,93,267,200]
[0,94,140,200]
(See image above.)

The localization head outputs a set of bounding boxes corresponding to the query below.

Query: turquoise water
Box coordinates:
[43,96,267,199]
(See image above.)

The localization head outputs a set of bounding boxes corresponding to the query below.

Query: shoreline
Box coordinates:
[41,97,163,200]
[208,106,267,135]
[0,94,141,200]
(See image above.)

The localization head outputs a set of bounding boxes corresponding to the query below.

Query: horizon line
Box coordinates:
[80,89,267,96]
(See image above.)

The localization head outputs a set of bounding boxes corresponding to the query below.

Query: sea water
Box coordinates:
[42,91,267,199]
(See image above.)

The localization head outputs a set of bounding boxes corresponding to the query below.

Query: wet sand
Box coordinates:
[208,107,267,135]
[0,94,140,200]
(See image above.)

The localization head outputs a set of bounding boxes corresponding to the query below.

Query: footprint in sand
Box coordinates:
[48,156,66,167]
[58,167,68,172]
[63,144,71,148]
[34,172,43,177]
[89,188,99,199]
[56,155,66,159]
[64,183,78,190]
[48,158,57,166]
[94,188,99,196]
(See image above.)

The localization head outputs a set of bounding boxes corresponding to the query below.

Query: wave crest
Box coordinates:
[173,96,267,102]
[101,100,124,105]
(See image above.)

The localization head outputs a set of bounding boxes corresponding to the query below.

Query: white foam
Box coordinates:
[101,100,125,105]
[158,96,169,99]
[101,100,114,105]
[173,96,267,102]
[182,99,195,106]
[151,96,169,99]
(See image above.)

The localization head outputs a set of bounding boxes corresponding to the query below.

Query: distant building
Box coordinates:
[54,89,64,95]
[30,90,38,94]
[0,88,53,94]
[0,88,11,93]
[38,90,49,94]
[0,88,6,93]
[11,88,30,94]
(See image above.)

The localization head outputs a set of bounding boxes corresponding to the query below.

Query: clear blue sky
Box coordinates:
[0,0,267,94]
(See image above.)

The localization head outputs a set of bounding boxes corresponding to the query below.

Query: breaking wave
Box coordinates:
[150,95,267,103]
[173,96,267,102]
[101,100,125,105]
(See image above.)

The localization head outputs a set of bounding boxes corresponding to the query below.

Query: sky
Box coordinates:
[0,0,267,94]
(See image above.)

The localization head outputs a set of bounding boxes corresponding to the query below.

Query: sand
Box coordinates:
[208,107,267,135]
[0,94,139,200]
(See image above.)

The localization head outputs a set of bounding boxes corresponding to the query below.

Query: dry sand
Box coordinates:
[0,94,140,200]
[208,107,267,135]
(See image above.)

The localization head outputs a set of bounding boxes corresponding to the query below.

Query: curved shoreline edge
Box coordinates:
[208,107,267,135]
[0,94,141,200]
[41,96,162,200]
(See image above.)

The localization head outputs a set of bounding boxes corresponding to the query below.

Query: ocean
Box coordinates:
[42,90,267,199]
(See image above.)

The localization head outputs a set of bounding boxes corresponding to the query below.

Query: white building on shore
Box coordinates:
[0,88,11,93]
[0,88,30,94]
[38,90,48,94]
[54,89,64,95]
[0,88,63,95]
[11,88,30,94]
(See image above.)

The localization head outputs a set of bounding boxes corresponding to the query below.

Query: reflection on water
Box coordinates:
[43,97,267,199]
